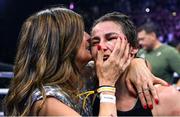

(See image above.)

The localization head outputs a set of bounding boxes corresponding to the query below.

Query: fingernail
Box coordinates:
[155,98,159,104]
[143,105,147,109]
[97,45,101,50]
[149,104,153,110]
[118,37,122,40]
[165,83,171,87]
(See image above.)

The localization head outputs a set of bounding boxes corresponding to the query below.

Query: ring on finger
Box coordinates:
[138,90,143,94]
[143,88,150,92]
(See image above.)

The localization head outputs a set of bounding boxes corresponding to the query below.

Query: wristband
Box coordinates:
[100,93,116,104]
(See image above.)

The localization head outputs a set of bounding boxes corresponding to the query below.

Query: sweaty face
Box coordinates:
[91,21,126,61]
[76,32,92,68]
[137,30,154,51]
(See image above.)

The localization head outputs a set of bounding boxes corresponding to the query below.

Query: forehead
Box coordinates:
[138,30,147,38]
[91,21,123,36]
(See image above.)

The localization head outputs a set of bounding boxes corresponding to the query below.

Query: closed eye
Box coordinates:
[107,36,118,41]
[91,40,99,46]
[91,37,100,46]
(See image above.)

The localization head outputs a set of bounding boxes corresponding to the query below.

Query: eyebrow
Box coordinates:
[105,32,119,38]
[91,32,119,40]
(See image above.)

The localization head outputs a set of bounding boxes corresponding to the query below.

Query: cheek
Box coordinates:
[91,46,97,59]
[106,40,116,51]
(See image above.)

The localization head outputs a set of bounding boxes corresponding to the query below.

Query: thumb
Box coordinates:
[126,78,137,96]
[153,77,168,86]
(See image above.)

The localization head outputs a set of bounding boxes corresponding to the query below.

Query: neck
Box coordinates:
[115,67,137,111]
[115,68,136,99]
[153,39,162,50]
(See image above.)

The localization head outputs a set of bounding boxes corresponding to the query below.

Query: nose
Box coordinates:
[99,41,108,51]
[138,40,143,46]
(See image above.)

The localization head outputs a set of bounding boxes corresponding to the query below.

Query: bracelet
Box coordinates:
[100,93,116,104]
[98,85,115,88]
[97,87,116,93]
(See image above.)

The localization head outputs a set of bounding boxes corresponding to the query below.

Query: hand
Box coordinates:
[95,36,133,86]
[125,58,168,109]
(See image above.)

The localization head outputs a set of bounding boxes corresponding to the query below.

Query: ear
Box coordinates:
[150,32,157,39]
[130,47,139,55]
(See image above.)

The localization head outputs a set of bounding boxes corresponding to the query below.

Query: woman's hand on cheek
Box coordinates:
[96,36,133,86]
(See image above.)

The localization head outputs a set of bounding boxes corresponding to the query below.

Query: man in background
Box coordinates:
[137,22,180,84]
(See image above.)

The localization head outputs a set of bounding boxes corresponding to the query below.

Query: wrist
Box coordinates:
[99,81,116,87]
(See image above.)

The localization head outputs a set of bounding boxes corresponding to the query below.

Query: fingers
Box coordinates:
[121,49,133,71]
[153,77,168,86]
[110,36,122,59]
[118,36,127,58]
[126,78,137,96]
[96,45,104,66]
[148,77,168,106]
[137,86,147,109]
[148,82,159,105]
[110,36,127,59]
[142,84,153,109]
[107,36,130,75]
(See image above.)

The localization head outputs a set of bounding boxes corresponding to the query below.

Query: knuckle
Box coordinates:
[136,80,142,85]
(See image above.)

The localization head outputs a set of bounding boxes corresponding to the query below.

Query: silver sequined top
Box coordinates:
[31,85,93,116]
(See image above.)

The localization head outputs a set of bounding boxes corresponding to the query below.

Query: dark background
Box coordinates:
[0,0,180,65]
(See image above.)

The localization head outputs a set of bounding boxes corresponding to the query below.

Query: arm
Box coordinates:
[167,47,180,75]
[152,85,180,116]
[126,58,168,109]
[31,97,80,116]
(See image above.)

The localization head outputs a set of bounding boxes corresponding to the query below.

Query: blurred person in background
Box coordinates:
[137,22,180,84]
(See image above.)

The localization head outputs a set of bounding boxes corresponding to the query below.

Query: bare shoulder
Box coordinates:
[31,97,80,116]
[152,85,180,116]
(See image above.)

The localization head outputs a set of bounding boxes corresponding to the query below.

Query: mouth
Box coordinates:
[103,55,109,61]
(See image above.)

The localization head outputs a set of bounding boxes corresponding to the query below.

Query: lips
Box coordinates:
[103,55,109,61]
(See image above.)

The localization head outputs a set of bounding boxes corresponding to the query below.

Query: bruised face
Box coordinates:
[91,21,126,61]
[76,32,92,68]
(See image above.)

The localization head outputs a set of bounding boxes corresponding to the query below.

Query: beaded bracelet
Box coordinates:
[97,86,116,93]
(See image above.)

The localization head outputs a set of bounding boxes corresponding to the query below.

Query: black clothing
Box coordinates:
[117,98,152,116]
[93,97,152,116]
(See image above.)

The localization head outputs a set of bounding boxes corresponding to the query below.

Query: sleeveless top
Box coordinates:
[117,98,152,116]
[31,62,96,116]
[31,85,93,116]
[93,97,152,116]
